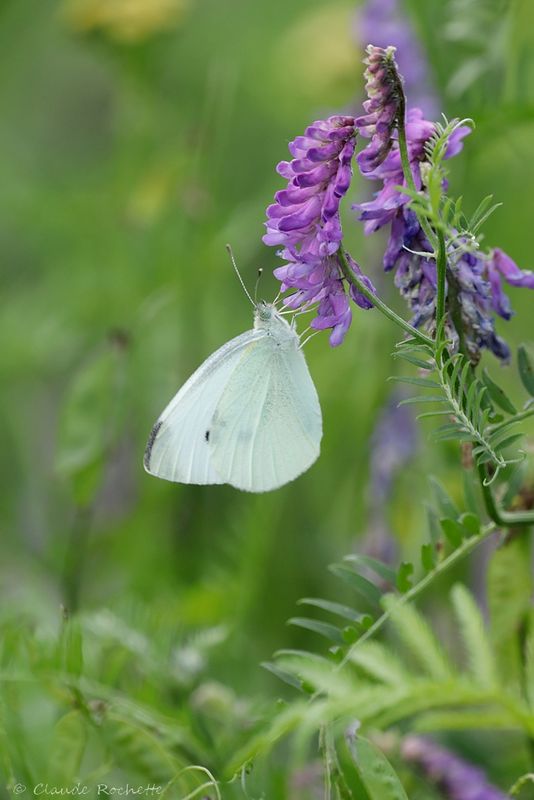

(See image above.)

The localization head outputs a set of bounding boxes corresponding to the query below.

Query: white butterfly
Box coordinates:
[144,300,322,493]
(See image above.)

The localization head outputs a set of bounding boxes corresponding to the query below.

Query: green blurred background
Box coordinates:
[1,0,534,790]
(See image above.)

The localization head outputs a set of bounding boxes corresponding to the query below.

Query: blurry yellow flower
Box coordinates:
[126,159,212,228]
[127,166,176,227]
[63,0,188,43]
[272,4,358,107]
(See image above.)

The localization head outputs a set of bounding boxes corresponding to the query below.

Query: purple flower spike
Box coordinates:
[264,115,357,257]
[356,0,439,119]
[382,206,510,363]
[355,107,437,235]
[264,115,376,346]
[402,736,508,800]
[356,45,404,174]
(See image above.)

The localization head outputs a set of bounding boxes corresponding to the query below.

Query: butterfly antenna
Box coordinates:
[254,268,263,303]
[226,244,255,307]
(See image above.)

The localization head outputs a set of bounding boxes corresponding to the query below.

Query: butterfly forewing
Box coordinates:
[144,329,266,484]
[144,304,322,492]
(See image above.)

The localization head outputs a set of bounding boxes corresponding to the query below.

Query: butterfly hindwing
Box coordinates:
[208,336,322,492]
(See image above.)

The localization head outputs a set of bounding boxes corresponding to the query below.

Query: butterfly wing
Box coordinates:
[144,329,267,484]
[209,337,322,492]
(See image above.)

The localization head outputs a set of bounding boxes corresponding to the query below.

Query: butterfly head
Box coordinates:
[254,301,298,345]
[254,300,276,324]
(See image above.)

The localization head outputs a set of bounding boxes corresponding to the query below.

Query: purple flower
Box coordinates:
[353,103,528,362]
[356,45,404,174]
[356,0,439,119]
[264,115,376,346]
[274,252,375,347]
[452,249,511,362]
[487,247,534,319]
[402,736,508,800]
[355,109,469,234]
[383,207,510,362]
[263,115,357,255]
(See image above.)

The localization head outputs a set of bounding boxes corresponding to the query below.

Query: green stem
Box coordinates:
[338,249,433,347]
[338,523,497,669]
[478,463,534,528]
[447,264,468,355]
[435,228,447,332]
[396,104,417,197]
[397,101,439,253]
[62,505,93,612]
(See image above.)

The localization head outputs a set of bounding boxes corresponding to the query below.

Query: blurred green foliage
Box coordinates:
[1,0,534,794]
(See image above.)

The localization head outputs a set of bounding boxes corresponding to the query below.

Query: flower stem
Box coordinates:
[396,100,416,197]
[338,249,433,347]
[396,94,439,254]
[435,228,448,334]
[338,522,497,669]
[478,463,534,528]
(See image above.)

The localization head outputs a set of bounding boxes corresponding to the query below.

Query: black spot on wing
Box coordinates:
[144,420,163,470]
[205,430,210,442]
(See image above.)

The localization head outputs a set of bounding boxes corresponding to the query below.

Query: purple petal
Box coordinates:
[444,125,471,158]
[491,248,534,288]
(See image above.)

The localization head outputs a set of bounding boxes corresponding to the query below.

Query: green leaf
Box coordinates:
[518,345,534,396]
[415,710,519,732]
[425,503,442,544]
[275,653,358,699]
[469,194,495,229]
[470,201,503,234]
[488,537,533,689]
[458,512,480,536]
[343,555,396,585]
[58,616,83,678]
[440,517,464,548]
[432,427,473,443]
[421,543,437,572]
[329,564,382,608]
[383,597,453,680]
[490,432,524,452]
[509,773,534,797]
[261,661,303,691]
[287,617,343,643]
[393,353,434,370]
[161,766,221,800]
[396,562,413,593]
[388,376,441,389]
[416,410,453,420]
[347,735,409,800]
[297,597,363,623]
[397,395,447,405]
[482,369,517,414]
[348,642,411,686]
[429,476,459,518]
[451,584,497,688]
[46,711,87,783]
[104,714,179,781]
[462,469,479,516]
